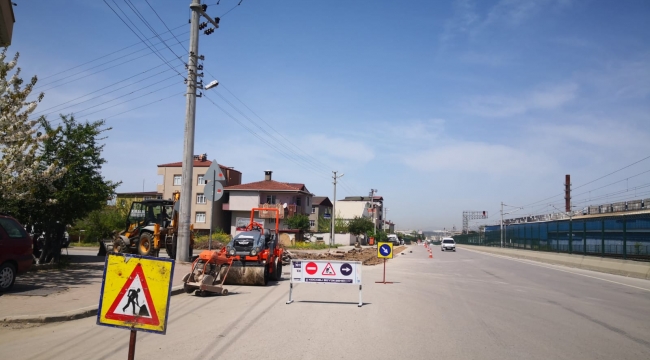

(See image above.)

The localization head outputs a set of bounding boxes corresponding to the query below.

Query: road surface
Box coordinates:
[2,245,649,359]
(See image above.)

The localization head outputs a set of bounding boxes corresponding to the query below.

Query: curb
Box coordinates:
[1,285,185,324]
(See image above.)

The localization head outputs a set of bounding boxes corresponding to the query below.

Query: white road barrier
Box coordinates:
[286,259,363,307]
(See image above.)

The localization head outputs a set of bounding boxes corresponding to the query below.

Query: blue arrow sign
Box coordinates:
[380,244,391,256]
[340,263,352,276]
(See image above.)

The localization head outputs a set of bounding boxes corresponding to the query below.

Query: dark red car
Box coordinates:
[0,215,33,291]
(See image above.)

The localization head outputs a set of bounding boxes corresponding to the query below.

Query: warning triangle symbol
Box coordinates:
[322,262,336,276]
[105,263,160,326]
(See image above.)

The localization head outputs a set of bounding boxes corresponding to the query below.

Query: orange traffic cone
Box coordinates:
[429,253,433,258]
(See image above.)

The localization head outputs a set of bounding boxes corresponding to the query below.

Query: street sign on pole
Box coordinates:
[97,254,174,334]
[204,160,226,183]
[204,179,224,202]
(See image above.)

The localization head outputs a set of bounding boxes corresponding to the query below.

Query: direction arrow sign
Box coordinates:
[377,242,393,259]
[204,160,226,183]
[204,180,224,202]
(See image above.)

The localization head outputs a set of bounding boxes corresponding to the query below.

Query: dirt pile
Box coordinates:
[284,246,407,266]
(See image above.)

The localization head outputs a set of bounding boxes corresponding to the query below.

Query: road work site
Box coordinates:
[3,244,650,360]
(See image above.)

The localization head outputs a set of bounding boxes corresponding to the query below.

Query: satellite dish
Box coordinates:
[283,203,288,209]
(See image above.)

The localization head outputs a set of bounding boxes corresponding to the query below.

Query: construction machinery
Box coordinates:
[100,191,193,258]
[182,250,233,296]
[216,207,284,286]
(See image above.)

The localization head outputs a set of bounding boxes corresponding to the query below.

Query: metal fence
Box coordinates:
[453,213,650,260]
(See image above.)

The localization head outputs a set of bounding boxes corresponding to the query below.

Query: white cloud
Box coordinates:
[463,83,578,117]
[304,134,375,163]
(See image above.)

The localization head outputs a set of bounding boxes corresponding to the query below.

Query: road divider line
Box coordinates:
[462,247,650,293]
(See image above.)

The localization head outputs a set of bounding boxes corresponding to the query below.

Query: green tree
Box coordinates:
[71,202,129,244]
[317,215,331,233]
[285,214,310,232]
[31,115,119,263]
[334,211,348,233]
[0,50,63,203]
[348,216,374,237]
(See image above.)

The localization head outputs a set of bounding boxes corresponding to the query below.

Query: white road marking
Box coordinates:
[462,247,650,293]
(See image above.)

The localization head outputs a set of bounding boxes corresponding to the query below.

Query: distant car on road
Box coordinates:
[387,234,400,246]
[0,215,33,291]
[441,238,456,252]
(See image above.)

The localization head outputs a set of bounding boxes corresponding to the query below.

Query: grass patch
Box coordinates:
[193,232,231,249]
[70,242,100,247]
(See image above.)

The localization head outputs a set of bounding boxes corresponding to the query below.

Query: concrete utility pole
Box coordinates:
[177,0,202,262]
[330,171,344,249]
[178,0,220,262]
[500,202,504,248]
[370,189,378,235]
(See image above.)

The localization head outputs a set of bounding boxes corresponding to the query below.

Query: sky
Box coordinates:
[9,0,650,231]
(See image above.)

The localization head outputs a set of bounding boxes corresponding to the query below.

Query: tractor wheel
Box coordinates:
[275,260,283,281]
[113,238,129,254]
[138,233,155,256]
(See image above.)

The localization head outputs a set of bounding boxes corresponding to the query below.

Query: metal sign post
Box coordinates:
[376,242,394,284]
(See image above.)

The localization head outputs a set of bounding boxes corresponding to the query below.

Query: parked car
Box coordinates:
[387,234,400,246]
[441,238,456,252]
[0,215,33,291]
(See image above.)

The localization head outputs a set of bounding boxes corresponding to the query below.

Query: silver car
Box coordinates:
[441,238,456,252]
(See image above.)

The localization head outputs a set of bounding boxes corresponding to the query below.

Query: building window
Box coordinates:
[310,220,315,228]
[156,195,163,199]
[296,197,301,206]
[195,212,206,223]
[196,193,206,204]
[266,195,276,204]
[197,174,205,185]
[311,206,316,214]
[173,175,182,186]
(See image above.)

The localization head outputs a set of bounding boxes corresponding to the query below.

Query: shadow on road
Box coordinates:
[297,300,371,306]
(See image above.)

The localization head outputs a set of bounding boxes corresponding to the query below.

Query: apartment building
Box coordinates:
[157,154,242,233]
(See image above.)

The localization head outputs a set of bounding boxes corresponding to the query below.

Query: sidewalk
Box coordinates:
[0,251,193,324]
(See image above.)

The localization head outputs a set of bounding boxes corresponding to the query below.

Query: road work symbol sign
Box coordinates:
[322,263,336,276]
[377,242,393,259]
[97,254,174,334]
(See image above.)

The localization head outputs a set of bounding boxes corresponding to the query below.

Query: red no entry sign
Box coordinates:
[305,262,318,275]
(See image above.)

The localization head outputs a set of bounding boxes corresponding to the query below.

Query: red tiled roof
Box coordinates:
[157,160,241,173]
[225,180,308,192]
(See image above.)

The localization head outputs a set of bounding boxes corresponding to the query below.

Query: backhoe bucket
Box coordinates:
[220,264,266,286]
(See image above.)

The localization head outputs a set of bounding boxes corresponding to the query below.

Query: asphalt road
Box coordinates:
[2,245,649,360]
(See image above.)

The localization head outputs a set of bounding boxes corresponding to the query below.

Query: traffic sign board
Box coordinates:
[377,242,393,259]
[204,160,226,183]
[322,263,336,276]
[204,180,224,202]
[340,263,352,276]
[305,262,318,275]
[97,254,174,334]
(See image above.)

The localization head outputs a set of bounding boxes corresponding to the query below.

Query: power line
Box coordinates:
[573,154,650,191]
[124,0,186,64]
[38,23,186,81]
[145,0,189,53]
[203,93,330,181]
[33,65,172,118]
[104,0,184,79]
